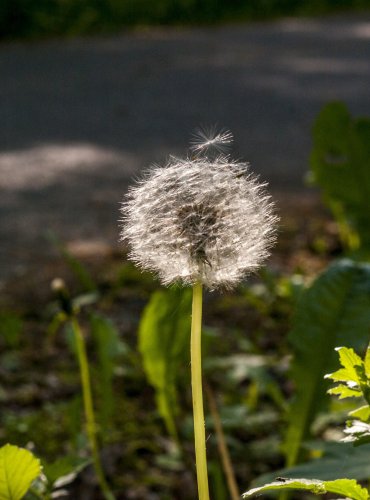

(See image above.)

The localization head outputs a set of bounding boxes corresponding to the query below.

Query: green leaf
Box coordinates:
[284,260,370,466]
[42,455,89,494]
[349,405,370,422]
[254,442,370,486]
[0,444,41,500]
[364,345,370,379]
[138,287,192,440]
[311,102,370,253]
[326,347,364,384]
[42,456,89,486]
[243,478,368,500]
[327,384,362,399]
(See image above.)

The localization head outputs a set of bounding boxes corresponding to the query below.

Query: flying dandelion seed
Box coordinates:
[120,130,278,290]
[190,126,234,155]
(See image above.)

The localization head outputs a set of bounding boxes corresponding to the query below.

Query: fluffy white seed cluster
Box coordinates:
[120,135,277,289]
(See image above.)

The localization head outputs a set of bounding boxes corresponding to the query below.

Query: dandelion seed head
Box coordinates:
[120,134,278,290]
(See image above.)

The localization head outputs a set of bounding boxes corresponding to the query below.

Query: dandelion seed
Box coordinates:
[190,126,234,156]
[120,132,278,290]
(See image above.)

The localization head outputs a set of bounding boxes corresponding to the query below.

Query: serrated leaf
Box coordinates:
[311,102,370,253]
[326,367,360,384]
[284,260,370,466]
[335,347,363,382]
[327,385,362,399]
[0,444,41,500]
[349,405,370,422]
[243,478,368,500]
[138,287,191,440]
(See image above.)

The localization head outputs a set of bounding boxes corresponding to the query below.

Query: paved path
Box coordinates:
[1,15,370,281]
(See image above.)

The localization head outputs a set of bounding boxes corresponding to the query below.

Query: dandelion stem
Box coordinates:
[191,282,210,500]
[71,318,115,500]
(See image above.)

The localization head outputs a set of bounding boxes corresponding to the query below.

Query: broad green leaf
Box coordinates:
[311,102,370,253]
[0,444,41,500]
[243,478,368,500]
[254,443,370,486]
[284,260,370,466]
[349,405,370,422]
[138,287,191,439]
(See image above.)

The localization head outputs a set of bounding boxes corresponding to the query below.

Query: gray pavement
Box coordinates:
[1,15,370,281]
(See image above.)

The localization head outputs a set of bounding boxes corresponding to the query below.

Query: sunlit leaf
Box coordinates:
[349,405,370,422]
[327,385,362,399]
[284,260,370,466]
[138,287,191,440]
[0,444,41,500]
[326,347,363,384]
[243,478,368,500]
[364,345,370,379]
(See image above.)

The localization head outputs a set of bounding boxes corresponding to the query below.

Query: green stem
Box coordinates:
[191,282,210,500]
[71,318,115,500]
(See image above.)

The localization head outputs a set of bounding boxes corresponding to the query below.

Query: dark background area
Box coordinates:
[2,0,370,39]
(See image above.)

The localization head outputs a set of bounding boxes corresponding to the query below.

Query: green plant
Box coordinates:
[121,130,277,499]
[244,343,370,499]
[311,102,370,254]
[326,345,370,445]
[0,444,41,499]
[244,478,368,499]
[284,259,370,467]
[51,280,114,500]
[138,287,191,442]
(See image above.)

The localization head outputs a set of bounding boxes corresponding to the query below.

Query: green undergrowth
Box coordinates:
[1,102,370,497]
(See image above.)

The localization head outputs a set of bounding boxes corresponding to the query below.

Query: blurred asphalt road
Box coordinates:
[1,15,370,280]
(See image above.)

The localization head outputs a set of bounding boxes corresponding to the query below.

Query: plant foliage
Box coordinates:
[243,478,368,500]
[284,259,370,466]
[0,444,41,500]
[311,102,370,253]
[254,442,370,485]
[138,287,192,440]
[326,345,370,445]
